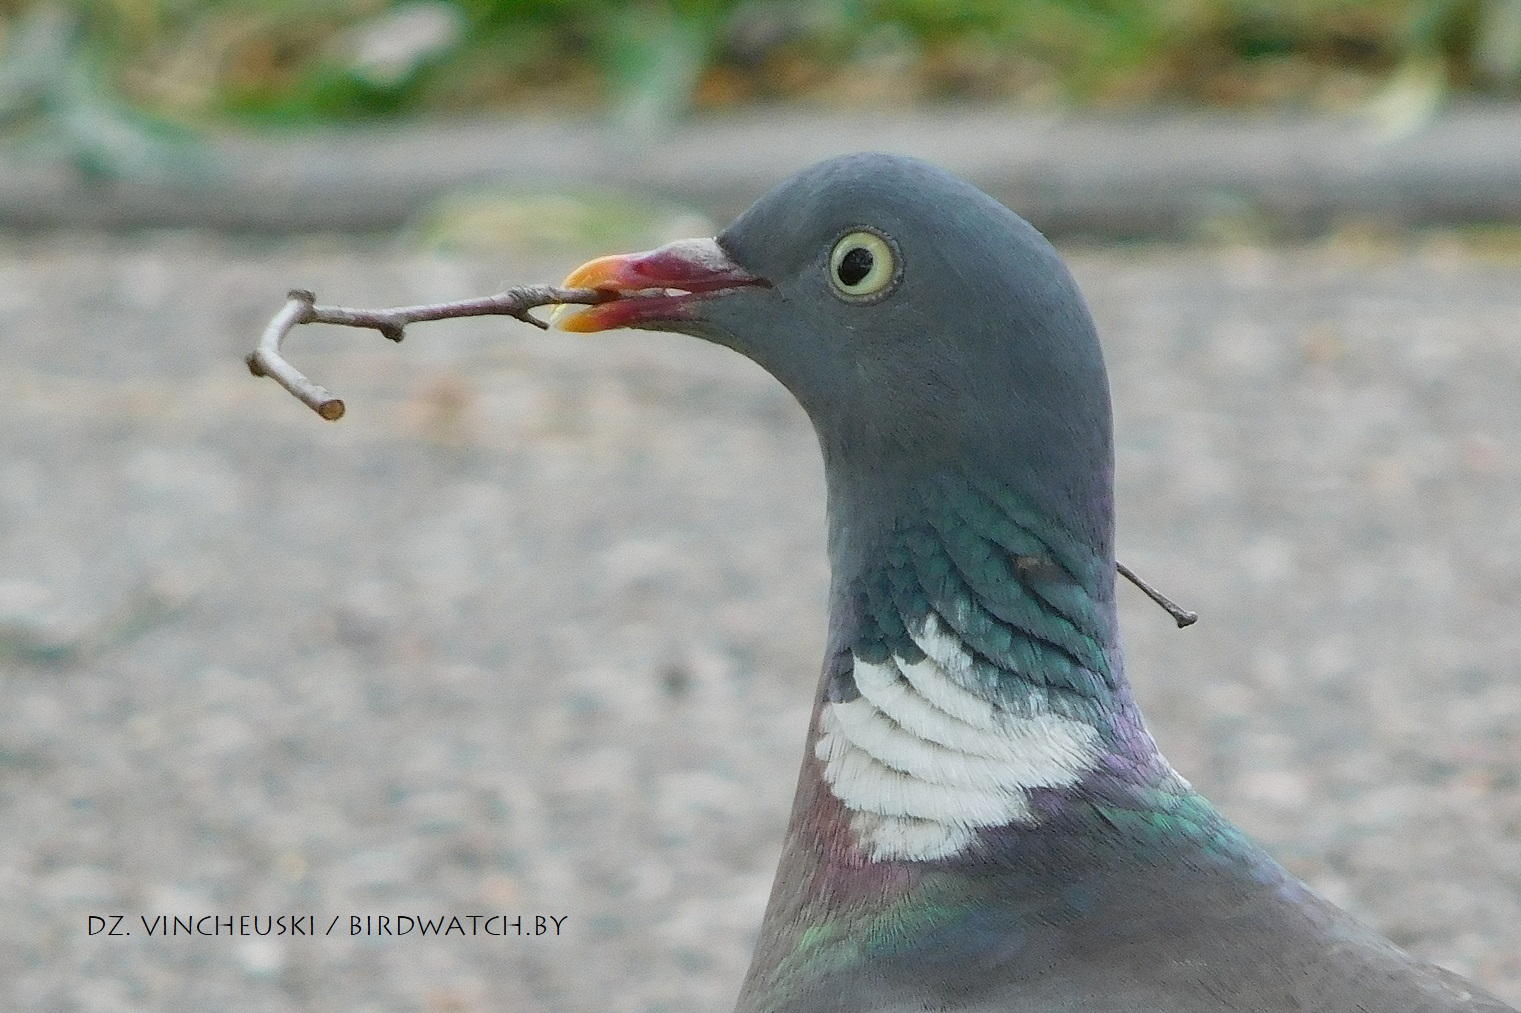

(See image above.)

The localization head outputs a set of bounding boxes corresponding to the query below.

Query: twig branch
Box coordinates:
[1117,561,1198,628]
[245,286,613,421]
[249,289,1201,630]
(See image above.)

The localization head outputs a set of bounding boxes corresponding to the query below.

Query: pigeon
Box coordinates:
[551,153,1514,1013]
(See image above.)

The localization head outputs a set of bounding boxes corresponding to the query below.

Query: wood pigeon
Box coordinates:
[551,153,1514,1013]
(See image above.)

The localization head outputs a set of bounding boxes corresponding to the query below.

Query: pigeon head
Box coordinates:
[555,153,1115,578]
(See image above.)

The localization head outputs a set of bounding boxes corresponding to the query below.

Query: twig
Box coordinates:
[1117,561,1198,628]
[246,286,614,421]
[249,290,1198,631]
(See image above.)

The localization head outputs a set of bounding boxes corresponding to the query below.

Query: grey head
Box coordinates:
[557,152,1116,586]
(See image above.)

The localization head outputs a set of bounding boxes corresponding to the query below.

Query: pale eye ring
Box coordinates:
[828,230,898,301]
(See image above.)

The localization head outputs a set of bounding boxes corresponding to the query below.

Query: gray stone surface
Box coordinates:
[1,232,1519,1010]
[4,104,1521,236]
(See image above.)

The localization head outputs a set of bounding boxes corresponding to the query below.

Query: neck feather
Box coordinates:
[815,468,1173,863]
[734,473,1238,1012]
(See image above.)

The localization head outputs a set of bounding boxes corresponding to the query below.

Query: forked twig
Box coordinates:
[1117,561,1198,628]
[247,286,1198,628]
[245,286,613,420]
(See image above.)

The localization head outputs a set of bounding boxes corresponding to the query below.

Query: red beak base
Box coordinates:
[552,238,766,332]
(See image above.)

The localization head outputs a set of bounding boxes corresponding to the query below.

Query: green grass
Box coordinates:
[2,0,1519,128]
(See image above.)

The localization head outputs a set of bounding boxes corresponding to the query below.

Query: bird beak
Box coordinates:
[550,238,768,332]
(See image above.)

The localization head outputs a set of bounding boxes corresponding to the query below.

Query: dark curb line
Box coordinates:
[3,105,1520,237]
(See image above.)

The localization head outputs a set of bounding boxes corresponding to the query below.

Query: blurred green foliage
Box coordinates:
[2,0,1519,128]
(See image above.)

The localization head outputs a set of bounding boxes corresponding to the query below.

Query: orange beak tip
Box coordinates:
[547,301,601,331]
[547,239,764,334]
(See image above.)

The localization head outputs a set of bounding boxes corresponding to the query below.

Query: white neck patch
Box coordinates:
[814,613,1103,862]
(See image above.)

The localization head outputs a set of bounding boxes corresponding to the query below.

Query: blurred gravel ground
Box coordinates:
[1,232,1519,1012]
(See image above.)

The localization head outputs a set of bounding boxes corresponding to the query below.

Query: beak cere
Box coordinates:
[550,237,767,332]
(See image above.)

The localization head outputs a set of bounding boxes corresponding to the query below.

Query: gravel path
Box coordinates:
[2,233,1519,1011]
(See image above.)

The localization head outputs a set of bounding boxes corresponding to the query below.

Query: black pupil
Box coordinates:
[837,245,874,287]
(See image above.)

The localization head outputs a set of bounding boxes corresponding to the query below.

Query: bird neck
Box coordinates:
[734,469,1242,1013]
[812,466,1175,864]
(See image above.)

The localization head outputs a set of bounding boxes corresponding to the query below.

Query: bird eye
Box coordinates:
[828,231,897,300]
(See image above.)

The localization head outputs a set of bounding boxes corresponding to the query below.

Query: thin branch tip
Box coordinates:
[248,284,613,419]
[1117,561,1199,628]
